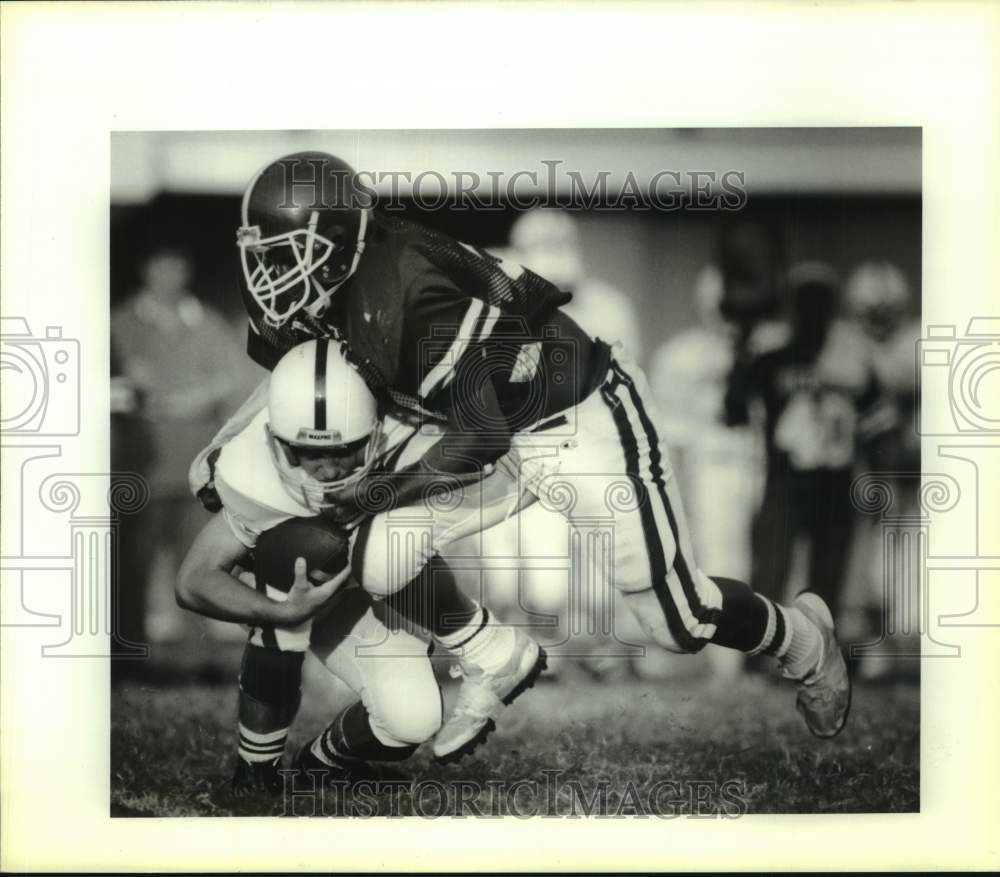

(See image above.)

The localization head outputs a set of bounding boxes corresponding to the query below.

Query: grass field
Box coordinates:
[111,649,918,818]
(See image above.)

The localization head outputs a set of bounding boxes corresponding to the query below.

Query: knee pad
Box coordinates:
[350,516,435,598]
[373,696,443,747]
[239,643,305,706]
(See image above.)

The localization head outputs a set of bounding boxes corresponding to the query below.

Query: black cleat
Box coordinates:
[230,757,283,798]
[289,742,410,788]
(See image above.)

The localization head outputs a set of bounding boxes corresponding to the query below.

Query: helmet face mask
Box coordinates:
[238,220,338,327]
[266,420,383,512]
[238,151,371,328]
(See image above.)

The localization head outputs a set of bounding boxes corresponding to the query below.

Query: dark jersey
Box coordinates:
[245,213,575,428]
[725,321,889,472]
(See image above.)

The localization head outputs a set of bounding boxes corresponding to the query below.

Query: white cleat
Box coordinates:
[433,630,547,763]
[787,592,852,739]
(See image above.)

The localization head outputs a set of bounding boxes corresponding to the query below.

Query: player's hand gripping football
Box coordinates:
[280,557,350,626]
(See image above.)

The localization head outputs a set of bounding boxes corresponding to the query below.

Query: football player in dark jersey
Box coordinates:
[191,152,852,747]
[725,262,894,622]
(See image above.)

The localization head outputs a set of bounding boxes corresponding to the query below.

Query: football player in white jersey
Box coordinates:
[177,340,544,795]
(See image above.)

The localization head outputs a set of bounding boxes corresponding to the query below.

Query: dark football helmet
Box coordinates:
[237,151,372,327]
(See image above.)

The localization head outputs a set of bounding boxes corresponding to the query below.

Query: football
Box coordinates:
[253,516,350,593]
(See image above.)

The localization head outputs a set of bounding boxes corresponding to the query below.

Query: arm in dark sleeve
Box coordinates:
[246,318,285,371]
[359,354,514,515]
[428,356,514,470]
[724,346,760,427]
[351,270,516,513]
[403,271,517,470]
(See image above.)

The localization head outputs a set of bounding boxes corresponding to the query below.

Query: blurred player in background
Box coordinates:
[725,262,892,623]
[841,262,920,673]
[510,209,644,360]
[648,265,787,682]
[113,247,249,642]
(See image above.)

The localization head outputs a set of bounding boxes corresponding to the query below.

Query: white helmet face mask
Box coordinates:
[237,209,369,329]
[266,421,384,513]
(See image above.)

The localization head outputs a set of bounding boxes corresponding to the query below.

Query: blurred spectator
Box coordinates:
[649,266,787,682]
[725,262,891,621]
[510,208,644,360]
[716,222,784,334]
[111,247,249,641]
[841,262,921,673]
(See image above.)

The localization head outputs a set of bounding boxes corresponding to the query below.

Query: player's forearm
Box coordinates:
[175,566,291,626]
[367,443,495,513]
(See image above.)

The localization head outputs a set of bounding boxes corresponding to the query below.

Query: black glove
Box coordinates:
[195,447,223,513]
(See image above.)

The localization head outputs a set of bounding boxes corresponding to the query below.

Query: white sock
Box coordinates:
[435,607,516,675]
[776,606,823,678]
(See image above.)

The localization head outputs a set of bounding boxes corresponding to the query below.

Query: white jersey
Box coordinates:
[215,409,430,549]
[215,409,313,548]
[211,407,441,747]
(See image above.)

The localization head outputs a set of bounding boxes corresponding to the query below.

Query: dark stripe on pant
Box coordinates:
[611,360,720,628]
[470,307,487,345]
[314,338,328,430]
[600,375,701,653]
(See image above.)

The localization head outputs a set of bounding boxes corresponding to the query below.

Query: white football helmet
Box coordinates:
[509,208,583,289]
[266,339,382,510]
[845,261,911,339]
